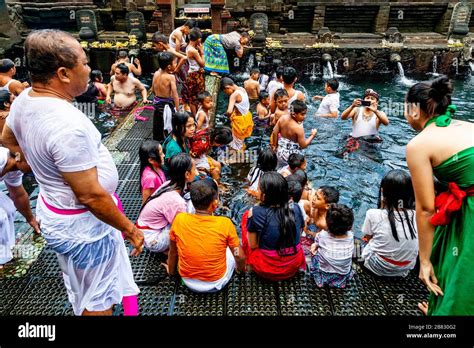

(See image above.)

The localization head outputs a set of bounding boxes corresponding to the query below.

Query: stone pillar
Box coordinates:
[0,0,21,51]
[312,5,325,34]
[211,0,225,34]
[375,5,390,33]
[156,0,175,35]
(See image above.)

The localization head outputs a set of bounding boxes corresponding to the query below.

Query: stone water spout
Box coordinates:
[390,53,401,63]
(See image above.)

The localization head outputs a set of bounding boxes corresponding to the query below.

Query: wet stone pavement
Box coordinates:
[0,109,429,316]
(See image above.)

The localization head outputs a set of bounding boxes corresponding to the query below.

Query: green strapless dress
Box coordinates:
[429,146,474,315]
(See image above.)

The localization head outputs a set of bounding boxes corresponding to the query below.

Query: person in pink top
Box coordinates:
[139,140,166,203]
[136,153,197,253]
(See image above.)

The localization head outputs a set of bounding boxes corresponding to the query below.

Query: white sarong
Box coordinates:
[182,248,235,293]
[36,194,139,315]
[0,192,16,265]
[276,136,304,168]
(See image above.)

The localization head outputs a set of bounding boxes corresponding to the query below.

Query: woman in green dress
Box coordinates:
[162,112,195,174]
[405,76,474,315]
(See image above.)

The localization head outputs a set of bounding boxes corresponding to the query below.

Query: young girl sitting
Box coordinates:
[139,140,166,203]
[242,172,306,281]
[136,154,197,253]
[246,147,277,198]
[361,169,418,277]
[310,204,355,288]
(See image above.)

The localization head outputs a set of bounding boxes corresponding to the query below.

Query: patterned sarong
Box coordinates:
[204,34,229,74]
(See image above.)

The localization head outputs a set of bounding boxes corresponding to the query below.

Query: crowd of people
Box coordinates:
[0,24,472,317]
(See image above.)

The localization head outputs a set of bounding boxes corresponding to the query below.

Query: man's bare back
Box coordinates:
[244,79,260,100]
[153,70,174,98]
[277,114,302,143]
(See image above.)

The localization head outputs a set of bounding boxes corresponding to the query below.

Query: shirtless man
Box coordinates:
[271,100,317,168]
[0,59,29,96]
[106,63,149,108]
[110,50,142,77]
[244,68,261,106]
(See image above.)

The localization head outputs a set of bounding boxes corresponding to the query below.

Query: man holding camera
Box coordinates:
[341,88,389,138]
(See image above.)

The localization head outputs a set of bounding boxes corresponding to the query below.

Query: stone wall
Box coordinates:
[223,0,466,34]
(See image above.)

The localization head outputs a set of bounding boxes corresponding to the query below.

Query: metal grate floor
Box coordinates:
[0,108,430,317]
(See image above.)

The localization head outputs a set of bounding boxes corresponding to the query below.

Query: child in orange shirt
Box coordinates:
[167,179,245,292]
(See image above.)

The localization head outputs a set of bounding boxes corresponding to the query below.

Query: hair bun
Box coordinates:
[430,75,452,102]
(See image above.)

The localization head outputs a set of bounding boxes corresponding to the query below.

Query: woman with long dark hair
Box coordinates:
[246,147,277,197]
[139,140,166,203]
[163,111,195,173]
[241,172,306,281]
[404,75,474,315]
[361,169,418,277]
[136,153,197,253]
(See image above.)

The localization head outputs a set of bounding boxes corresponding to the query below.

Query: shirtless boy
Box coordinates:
[244,68,261,106]
[271,100,316,168]
[152,52,179,142]
[270,88,289,126]
[106,63,148,109]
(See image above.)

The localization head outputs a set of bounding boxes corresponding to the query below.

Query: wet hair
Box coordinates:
[221,77,235,89]
[326,78,339,92]
[282,66,297,85]
[169,111,193,152]
[151,32,167,44]
[118,50,128,59]
[288,153,305,170]
[326,204,354,236]
[274,88,288,101]
[115,63,129,75]
[0,90,12,110]
[406,75,452,118]
[250,68,260,76]
[248,147,277,188]
[140,153,193,212]
[275,66,284,79]
[189,28,202,42]
[256,147,277,172]
[287,169,307,188]
[319,186,339,204]
[139,140,162,191]
[0,59,15,73]
[24,29,79,84]
[211,126,233,145]
[290,100,307,114]
[190,178,218,210]
[90,70,103,82]
[378,169,417,242]
[197,91,211,103]
[259,172,298,255]
[157,51,175,70]
[259,90,269,102]
[287,180,303,203]
[184,19,196,29]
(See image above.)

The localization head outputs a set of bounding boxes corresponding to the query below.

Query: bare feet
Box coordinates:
[418,301,428,315]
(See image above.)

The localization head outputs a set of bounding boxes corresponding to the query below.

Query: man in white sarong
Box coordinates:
[0,147,40,267]
[2,29,145,316]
